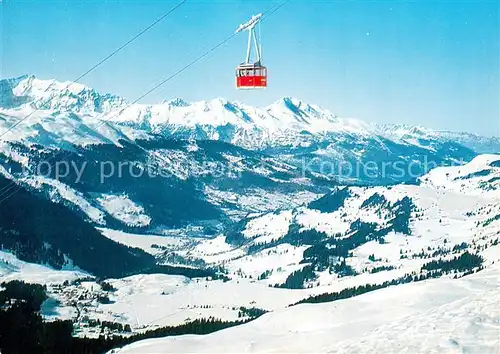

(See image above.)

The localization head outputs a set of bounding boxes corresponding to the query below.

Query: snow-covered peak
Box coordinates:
[1,74,34,89]
[0,75,127,113]
[266,96,337,124]
[0,75,430,142]
[376,125,500,153]
[163,97,190,107]
[110,93,350,136]
[280,96,327,114]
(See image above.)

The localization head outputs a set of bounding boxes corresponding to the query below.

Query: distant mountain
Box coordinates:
[377,123,500,154]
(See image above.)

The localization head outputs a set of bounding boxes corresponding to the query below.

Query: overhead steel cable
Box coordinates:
[0,0,290,205]
[0,0,187,198]
[261,0,289,22]
[0,0,188,141]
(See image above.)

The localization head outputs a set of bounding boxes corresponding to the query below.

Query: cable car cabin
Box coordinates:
[235,14,267,89]
[236,65,267,89]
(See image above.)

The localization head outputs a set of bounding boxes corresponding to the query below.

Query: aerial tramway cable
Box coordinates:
[0,1,289,205]
[0,0,188,200]
[0,0,188,142]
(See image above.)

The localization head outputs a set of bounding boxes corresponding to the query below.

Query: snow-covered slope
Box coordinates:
[420,153,500,195]
[0,250,87,284]
[162,154,500,289]
[88,155,500,293]
[112,263,500,354]
[1,153,499,348]
[2,74,499,352]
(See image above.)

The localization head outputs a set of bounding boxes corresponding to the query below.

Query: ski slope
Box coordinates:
[0,250,87,284]
[113,263,500,353]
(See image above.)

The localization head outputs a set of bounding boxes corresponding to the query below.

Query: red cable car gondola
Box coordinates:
[236,63,267,89]
[235,13,267,89]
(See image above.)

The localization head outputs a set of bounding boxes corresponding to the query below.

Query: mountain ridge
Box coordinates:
[2,75,498,142]
[1,75,499,187]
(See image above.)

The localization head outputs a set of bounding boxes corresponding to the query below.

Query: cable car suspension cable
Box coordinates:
[0,1,289,205]
[0,0,188,142]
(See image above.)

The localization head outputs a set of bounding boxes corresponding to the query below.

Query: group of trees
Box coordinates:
[302,220,380,269]
[271,196,416,289]
[0,280,255,354]
[331,260,357,277]
[247,226,329,255]
[237,307,267,318]
[291,251,484,306]
[275,265,317,289]
[369,265,396,274]
[257,269,272,280]
[421,251,483,274]
[308,187,351,213]
[291,272,422,306]
[389,196,414,235]
[360,193,388,209]
[0,175,157,279]
[483,214,500,227]
[99,281,116,292]
[0,280,73,354]
[86,319,131,333]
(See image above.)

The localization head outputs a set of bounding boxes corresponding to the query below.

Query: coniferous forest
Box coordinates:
[0,280,254,354]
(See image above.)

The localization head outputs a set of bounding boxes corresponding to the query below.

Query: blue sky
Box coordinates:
[1,0,499,136]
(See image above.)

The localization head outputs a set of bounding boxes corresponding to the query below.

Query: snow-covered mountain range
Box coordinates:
[1,75,498,151]
[1,75,499,188]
